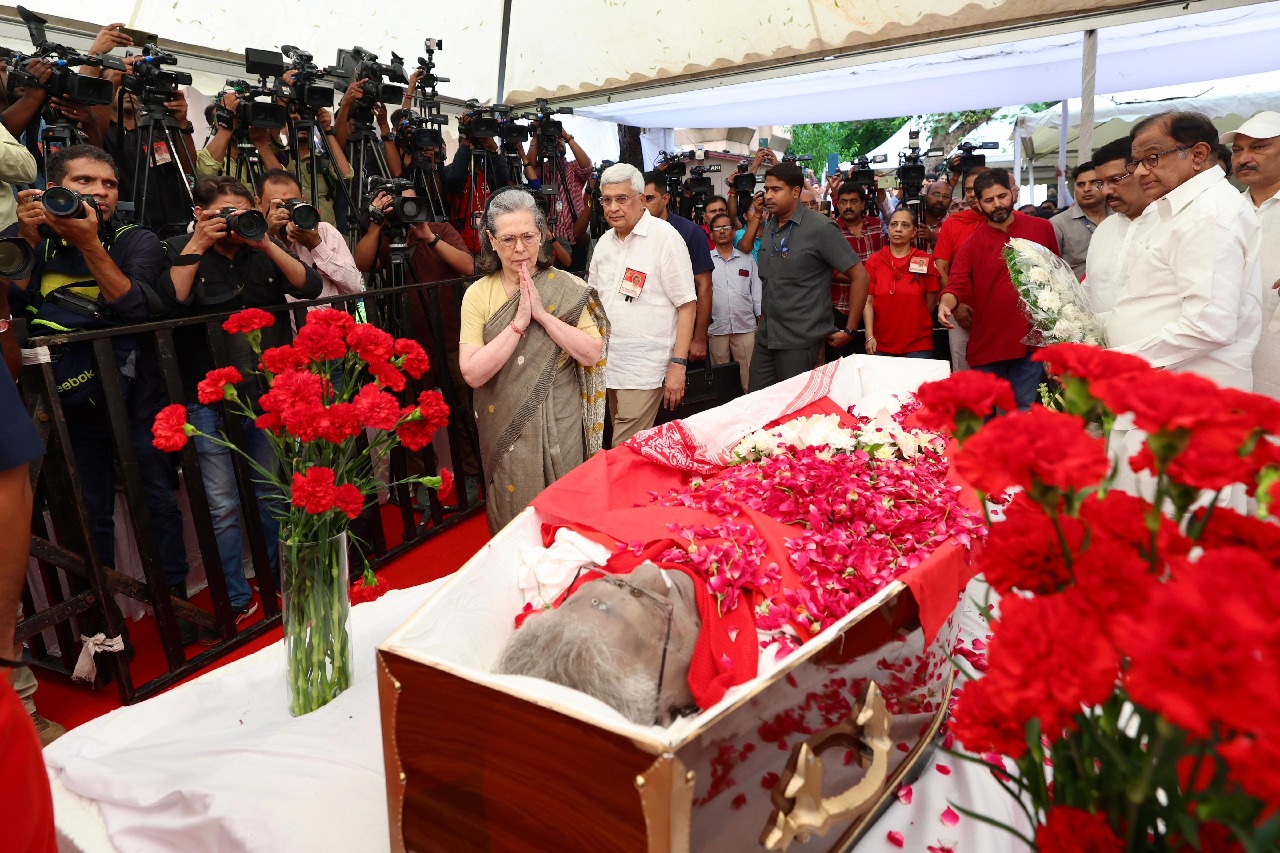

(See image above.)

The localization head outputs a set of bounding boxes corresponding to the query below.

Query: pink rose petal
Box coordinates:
[886,830,905,848]
[727,627,739,642]
[940,806,960,827]
[896,785,913,805]
[936,763,952,776]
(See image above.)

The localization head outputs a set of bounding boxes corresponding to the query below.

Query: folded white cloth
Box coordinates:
[516,528,613,609]
[72,634,125,683]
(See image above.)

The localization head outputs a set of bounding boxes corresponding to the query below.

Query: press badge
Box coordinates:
[620,267,647,299]
[148,141,173,167]
[909,256,930,275]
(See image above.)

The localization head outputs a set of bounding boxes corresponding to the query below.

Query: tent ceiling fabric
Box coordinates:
[571,1,1280,127]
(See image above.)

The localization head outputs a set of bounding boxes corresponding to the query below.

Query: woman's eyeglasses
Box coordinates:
[493,233,541,249]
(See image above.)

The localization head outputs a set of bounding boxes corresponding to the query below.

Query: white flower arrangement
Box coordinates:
[731,411,943,464]
[1004,237,1107,347]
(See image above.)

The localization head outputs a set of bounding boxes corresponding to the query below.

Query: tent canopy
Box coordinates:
[5,0,1276,114]
[1016,69,1280,162]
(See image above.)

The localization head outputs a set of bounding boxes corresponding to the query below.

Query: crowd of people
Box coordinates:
[0,20,1278,768]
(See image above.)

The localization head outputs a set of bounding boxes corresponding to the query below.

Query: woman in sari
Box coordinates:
[459,189,609,533]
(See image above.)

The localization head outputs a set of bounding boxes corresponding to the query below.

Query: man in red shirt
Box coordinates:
[932,166,989,371]
[827,182,886,360]
[938,169,1060,411]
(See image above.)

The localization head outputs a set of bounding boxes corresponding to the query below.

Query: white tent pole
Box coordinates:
[1029,160,1037,205]
[1057,99,1070,206]
[1079,29,1098,162]
[1012,118,1023,192]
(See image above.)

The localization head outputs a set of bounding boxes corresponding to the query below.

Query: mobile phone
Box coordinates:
[759,137,769,150]
[826,153,839,176]
[119,26,158,47]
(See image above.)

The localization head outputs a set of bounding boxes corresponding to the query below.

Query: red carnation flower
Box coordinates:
[1192,508,1280,563]
[346,324,395,367]
[222,308,275,334]
[979,494,1084,595]
[416,389,450,431]
[1090,370,1224,434]
[256,411,283,434]
[316,402,363,444]
[1035,807,1123,853]
[1078,489,1192,559]
[291,467,339,515]
[1219,735,1280,814]
[293,323,348,363]
[303,307,356,340]
[352,383,402,430]
[333,482,364,520]
[437,468,456,504]
[1033,343,1148,383]
[397,413,439,451]
[152,404,192,452]
[914,372,1016,437]
[370,360,406,392]
[261,344,309,374]
[259,369,326,419]
[196,366,243,404]
[955,406,1108,498]
[949,677,1032,760]
[394,338,430,378]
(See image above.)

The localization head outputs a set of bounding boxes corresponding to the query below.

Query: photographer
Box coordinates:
[257,168,361,299]
[7,144,194,645]
[99,86,198,237]
[526,123,592,270]
[194,91,284,182]
[158,176,322,636]
[353,185,472,281]
[270,85,353,229]
[442,112,513,250]
[727,147,777,225]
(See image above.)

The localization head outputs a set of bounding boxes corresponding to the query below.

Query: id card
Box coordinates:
[620,267,647,299]
[148,141,173,167]
[909,255,930,275]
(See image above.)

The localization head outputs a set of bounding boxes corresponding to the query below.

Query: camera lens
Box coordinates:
[398,197,425,221]
[287,201,320,230]
[0,237,35,279]
[229,210,268,241]
[41,187,84,218]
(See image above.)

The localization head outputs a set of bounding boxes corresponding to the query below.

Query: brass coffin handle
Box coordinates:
[759,681,893,851]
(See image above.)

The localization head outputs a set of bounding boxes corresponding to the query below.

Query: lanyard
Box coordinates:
[770,219,796,258]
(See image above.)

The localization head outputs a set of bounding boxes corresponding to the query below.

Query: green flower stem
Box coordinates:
[283,533,352,716]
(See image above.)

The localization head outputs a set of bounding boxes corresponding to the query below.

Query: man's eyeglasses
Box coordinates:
[493,233,541,249]
[1101,172,1132,187]
[599,194,634,207]
[710,225,734,232]
[1127,146,1192,172]
[571,566,674,724]
[1078,179,1106,191]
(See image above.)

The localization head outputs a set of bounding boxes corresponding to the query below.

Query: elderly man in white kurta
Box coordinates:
[1224,111,1280,399]
[1104,111,1263,507]
[1106,111,1262,392]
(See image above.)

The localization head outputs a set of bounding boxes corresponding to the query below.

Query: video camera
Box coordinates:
[461,100,511,140]
[396,112,447,150]
[7,5,126,107]
[896,129,944,206]
[655,149,694,179]
[530,98,573,150]
[279,44,347,109]
[687,163,721,198]
[953,141,999,174]
[845,155,886,198]
[222,78,289,130]
[781,153,813,164]
[365,177,429,226]
[337,46,408,108]
[119,43,193,107]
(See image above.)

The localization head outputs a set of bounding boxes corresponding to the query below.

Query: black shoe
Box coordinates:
[168,584,199,646]
[197,601,260,646]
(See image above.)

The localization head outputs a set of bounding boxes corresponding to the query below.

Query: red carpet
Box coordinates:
[32,511,491,733]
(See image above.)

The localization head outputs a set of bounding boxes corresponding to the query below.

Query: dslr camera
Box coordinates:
[31,187,104,240]
[212,207,268,241]
[365,177,429,226]
[279,198,320,231]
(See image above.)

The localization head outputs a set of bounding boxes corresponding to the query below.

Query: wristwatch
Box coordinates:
[427,234,441,248]
[381,132,396,142]
[670,357,689,366]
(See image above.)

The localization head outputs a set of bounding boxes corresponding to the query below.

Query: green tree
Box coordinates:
[787,117,910,165]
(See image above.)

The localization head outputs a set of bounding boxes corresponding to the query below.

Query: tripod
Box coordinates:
[128,101,196,237]
[533,138,580,245]
[401,151,449,222]
[222,126,269,194]
[284,109,358,225]
[457,140,506,252]
[344,117,392,241]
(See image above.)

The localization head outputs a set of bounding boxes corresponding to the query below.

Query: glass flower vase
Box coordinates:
[280,531,353,716]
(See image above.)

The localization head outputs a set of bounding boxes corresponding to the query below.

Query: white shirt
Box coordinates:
[1083,212,1134,315]
[1105,166,1262,390]
[709,246,761,335]
[589,209,696,390]
[1248,184,1280,397]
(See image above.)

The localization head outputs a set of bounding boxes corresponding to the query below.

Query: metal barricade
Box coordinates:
[15,278,482,704]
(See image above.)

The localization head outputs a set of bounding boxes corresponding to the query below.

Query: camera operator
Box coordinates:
[270,101,352,229]
[442,111,513,250]
[726,147,777,225]
[257,169,361,299]
[7,144,194,645]
[354,184,472,280]
[158,176,322,634]
[194,91,284,180]
[826,181,886,360]
[526,123,592,271]
[643,171,715,362]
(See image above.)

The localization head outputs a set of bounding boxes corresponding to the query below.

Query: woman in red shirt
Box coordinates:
[863,209,941,358]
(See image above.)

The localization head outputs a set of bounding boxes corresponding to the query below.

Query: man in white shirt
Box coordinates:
[1106,111,1262,392]
[589,163,697,446]
[1084,136,1150,316]
[1223,111,1280,398]
[257,170,362,300]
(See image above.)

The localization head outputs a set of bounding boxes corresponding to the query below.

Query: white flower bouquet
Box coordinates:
[1004,237,1107,347]
[731,411,943,465]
